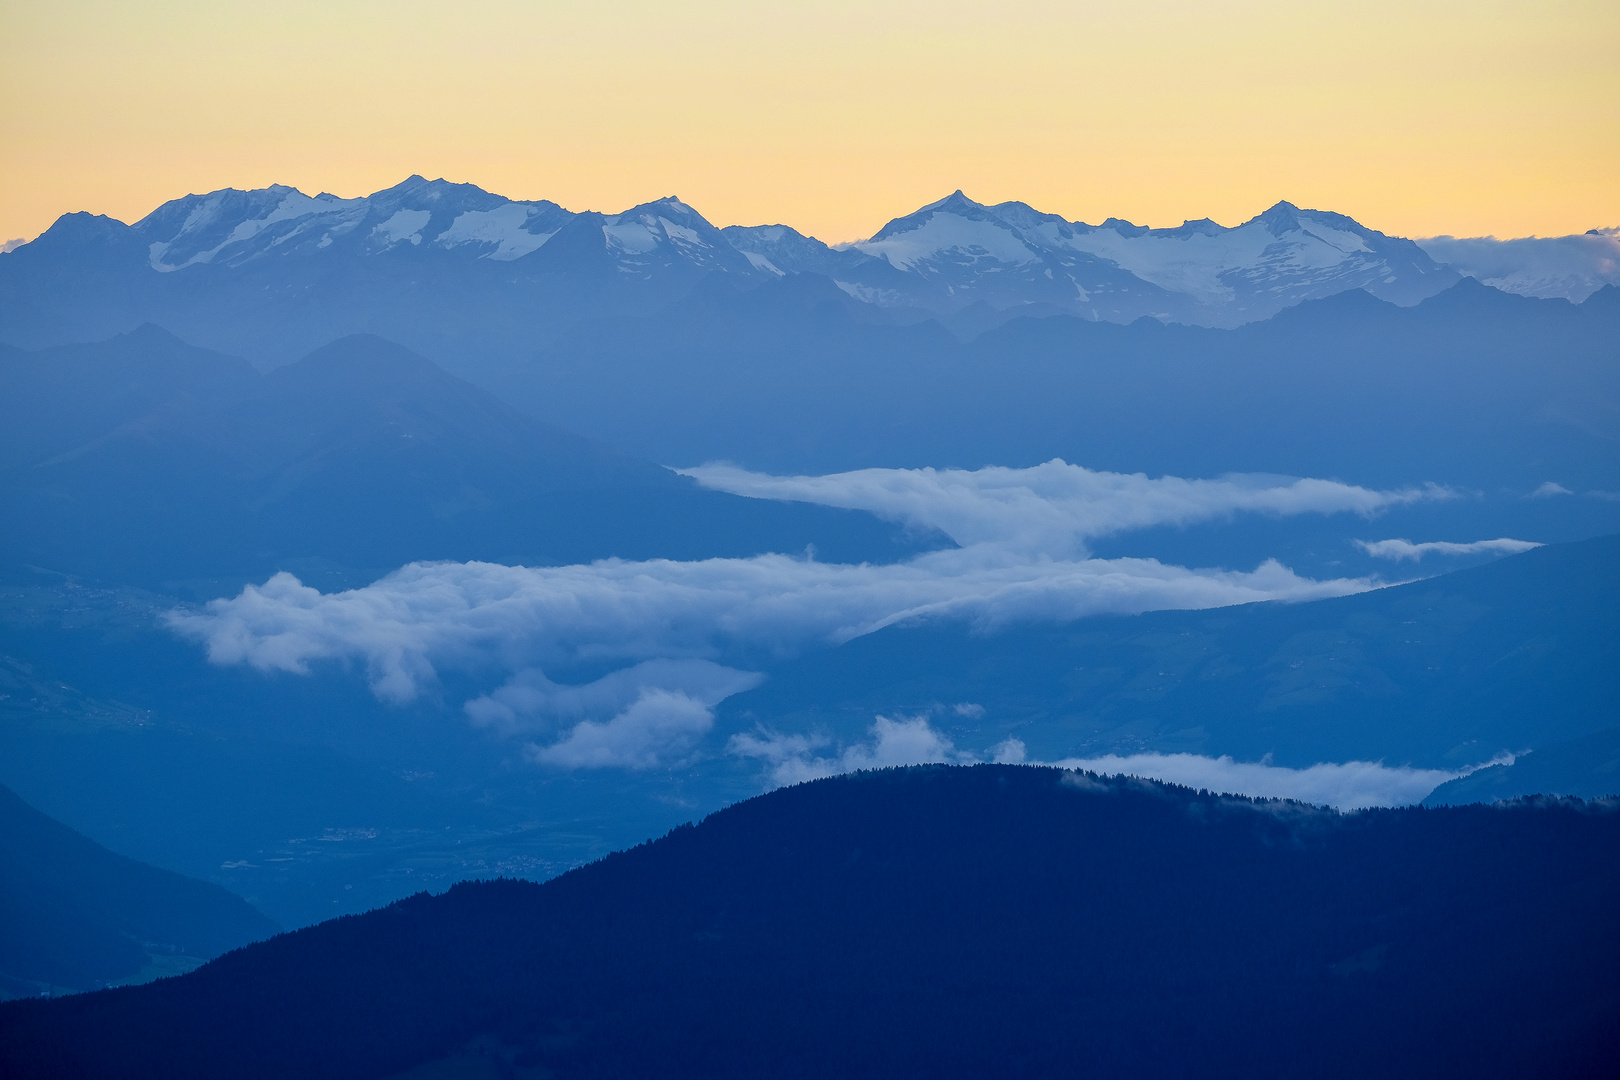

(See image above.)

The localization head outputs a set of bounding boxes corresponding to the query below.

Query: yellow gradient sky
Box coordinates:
[1,0,1616,245]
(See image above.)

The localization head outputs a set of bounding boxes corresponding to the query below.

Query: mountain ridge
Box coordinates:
[4,178,1609,371]
[3,765,1615,1078]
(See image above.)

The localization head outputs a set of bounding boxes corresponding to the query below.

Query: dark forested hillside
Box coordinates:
[0,785,277,999]
[4,765,1615,1079]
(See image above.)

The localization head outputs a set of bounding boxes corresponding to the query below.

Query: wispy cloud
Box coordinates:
[467,659,763,769]
[169,552,1369,702]
[682,460,1448,556]
[731,716,1505,810]
[1530,481,1573,498]
[1355,537,1540,562]
[731,715,976,786]
[1043,752,1482,811]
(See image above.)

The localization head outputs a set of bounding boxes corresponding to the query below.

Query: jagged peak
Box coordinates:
[916,189,983,214]
[612,196,714,229]
[867,190,1005,243]
[1099,216,1149,237]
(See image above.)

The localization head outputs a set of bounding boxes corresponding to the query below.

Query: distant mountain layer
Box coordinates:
[2,175,1610,370]
[3,766,1616,1079]
[0,327,935,590]
[505,274,1620,488]
[0,784,276,999]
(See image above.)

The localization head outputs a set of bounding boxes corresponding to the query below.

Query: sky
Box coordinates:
[1,0,1616,246]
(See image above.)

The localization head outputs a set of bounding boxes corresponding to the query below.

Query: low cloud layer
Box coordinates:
[1043,752,1471,811]
[167,460,1419,769]
[1356,537,1540,562]
[682,460,1446,556]
[171,551,1367,694]
[733,717,1497,810]
[1417,230,1620,301]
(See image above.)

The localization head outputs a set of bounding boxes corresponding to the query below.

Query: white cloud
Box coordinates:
[681,459,1449,556]
[1355,537,1541,562]
[464,659,763,768]
[731,715,974,786]
[1045,752,1485,811]
[464,659,761,735]
[525,688,718,769]
[168,550,1372,709]
[1417,231,1620,301]
[0,238,26,254]
[1530,481,1573,498]
[731,716,1505,810]
[167,459,1427,770]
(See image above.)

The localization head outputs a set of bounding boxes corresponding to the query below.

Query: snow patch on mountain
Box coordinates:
[146,188,363,271]
[743,251,785,275]
[1035,209,1378,306]
[372,209,432,247]
[857,211,1039,271]
[435,204,558,260]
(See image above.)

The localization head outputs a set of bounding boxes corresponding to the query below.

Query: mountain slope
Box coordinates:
[719,534,1620,769]
[2,766,1615,1079]
[1424,727,1620,805]
[0,328,936,590]
[505,275,1620,496]
[0,785,277,999]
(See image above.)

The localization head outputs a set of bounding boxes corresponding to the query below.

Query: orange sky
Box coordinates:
[1,0,1616,245]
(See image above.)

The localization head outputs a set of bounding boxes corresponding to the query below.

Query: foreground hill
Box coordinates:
[0,327,930,590]
[0,785,276,1000]
[3,766,1615,1079]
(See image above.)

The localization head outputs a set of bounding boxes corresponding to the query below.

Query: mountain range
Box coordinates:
[3,176,1614,375]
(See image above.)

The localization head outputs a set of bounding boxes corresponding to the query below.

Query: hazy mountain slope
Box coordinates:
[0,329,937,590]
[3,766,1615,1079]
[0,784,277,999]
[507,277,1620,498]
[1424,727,1620,805]
[720,535,1620,769]
[0,629,670,930]
[0,325,258,469]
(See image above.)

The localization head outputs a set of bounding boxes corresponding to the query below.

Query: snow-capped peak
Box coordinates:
[858,191,1039,271]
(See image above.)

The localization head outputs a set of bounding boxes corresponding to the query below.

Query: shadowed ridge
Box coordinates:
[0,784,278,998]
[3,765,1615,1079]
